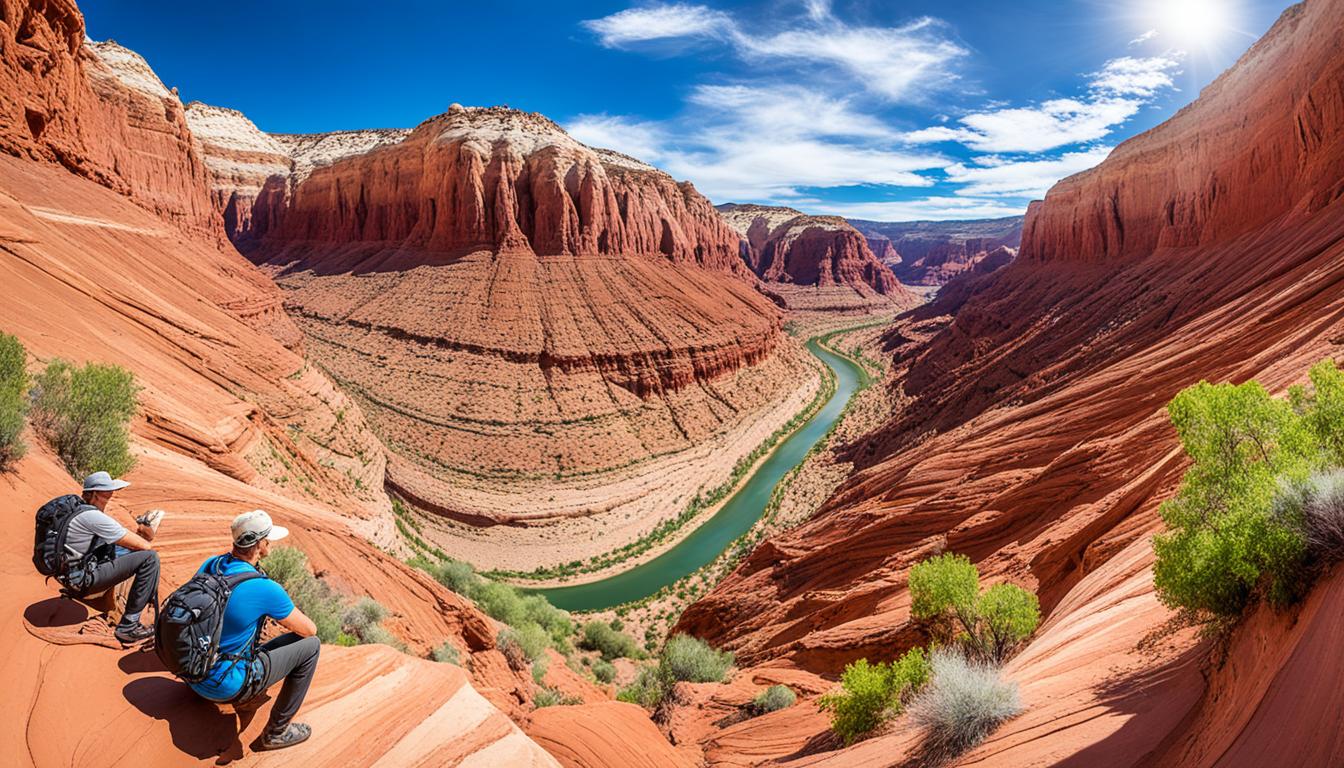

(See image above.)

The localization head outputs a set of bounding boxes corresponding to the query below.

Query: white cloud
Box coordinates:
[584,4,731,46]
[1129,28,1158,46]
[810,197,1029,221]
[1089,55,1181,97]
[943,146,1113,198]
[904,56,1180,154]
[584,4,965,102]
[567,114,670,162]
[687,84,898,140]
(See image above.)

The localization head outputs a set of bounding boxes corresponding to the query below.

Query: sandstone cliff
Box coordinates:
[191,101,800,527]
[850,216,1022,286]
[676,1,1344,765]
[718,203,920,312]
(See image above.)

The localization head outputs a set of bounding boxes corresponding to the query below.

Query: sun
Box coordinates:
[1147,0,1235,49]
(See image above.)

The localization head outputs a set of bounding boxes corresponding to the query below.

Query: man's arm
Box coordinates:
[277,607,318,638]
[114,529,154,551]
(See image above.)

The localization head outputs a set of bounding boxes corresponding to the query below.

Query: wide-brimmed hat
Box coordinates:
[82,471,130,493]
[231,509,290,547]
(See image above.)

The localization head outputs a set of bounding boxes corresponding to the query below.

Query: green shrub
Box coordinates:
[474,580,527,626]
[533,686,580,709]
[432,641,461,665]
[592,658,616,684]
[513,622,551,662]
[661,634,733,683]
[0,332,28,470]
[1153,379,1314,615]
[520,593,573,649]
[579,620,642,660]
[819,647,929,745]
[531,653,550,684]
[616,666,665,708]
[908,554,1040,663]
[262,547,402,647]
[30,359,138,478]
[750,684,796,715]
[343,597,388,635]
[1298,469,1344,561]
[431,559,482,596]
[909,650,1021,764]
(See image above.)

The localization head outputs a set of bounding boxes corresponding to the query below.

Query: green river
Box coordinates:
[532,334,867,612]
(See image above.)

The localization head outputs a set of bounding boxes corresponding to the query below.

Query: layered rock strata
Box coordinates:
[851,215,1023,286]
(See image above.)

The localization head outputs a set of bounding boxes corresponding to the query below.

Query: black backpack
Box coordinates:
[33,494,101,587]
[155,557,265,684]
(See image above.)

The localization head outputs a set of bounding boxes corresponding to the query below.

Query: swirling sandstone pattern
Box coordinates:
[677,2,1344,765]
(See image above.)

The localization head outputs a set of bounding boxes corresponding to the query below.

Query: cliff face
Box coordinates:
[0,7,568,764]
[850,216,1023,286]
[678,2,1344,765]
[717,203,920,312]
[0,2,218,236]
[191,103,791,514]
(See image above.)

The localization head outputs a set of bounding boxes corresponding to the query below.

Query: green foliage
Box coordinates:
[533,686,581,709]
[909,553,980,632]
[262,546,401,648]
[908,554,1040,663]
[531,653,550,684]
[579,620,643,660]
[750,684,796,714]
[475,581,527,626]
[977,584,1041,662]
[616,666,665,708]
[0,332,28,470]
[1154,378,1317,616]
[432,641,461,665]
[661,634,733,683]
[819,647,930,745]
[30,359,138,478]
[592,658,616,684]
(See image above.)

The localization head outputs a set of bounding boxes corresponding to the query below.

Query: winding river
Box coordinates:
[533,334,867,612]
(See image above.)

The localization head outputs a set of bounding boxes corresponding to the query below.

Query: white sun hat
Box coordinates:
[231,509,290,547]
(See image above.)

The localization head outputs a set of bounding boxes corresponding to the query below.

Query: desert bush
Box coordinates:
[1153,379,1315,615]
[531,653,550,684]
[520,593,573,647]
[1298,469,1344,562]
[819,647,929,745]
[909,650,1021,764]
[750,684,796,715]
[513,622,551,662]
[30,359,138,478]
[0,332,28,470]
[616,665,665,708]
[343,597,388,635]
[533,686,581,709]
[475,580,527,626]
[908,554,1039,663]
[592,658,616,684]
[661,634,733,683]
[432,641,461,665]
[262,546,343,642]
[431,558,482,596]
[579,620,642,660]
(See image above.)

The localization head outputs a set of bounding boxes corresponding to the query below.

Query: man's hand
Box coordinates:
[136,523,156,541]
[134,510,164,542]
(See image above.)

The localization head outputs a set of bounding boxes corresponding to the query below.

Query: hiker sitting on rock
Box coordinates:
[33,471,162,645]
[166,510,319,752]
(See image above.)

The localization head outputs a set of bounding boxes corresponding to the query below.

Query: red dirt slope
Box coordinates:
[676,1,1344,765]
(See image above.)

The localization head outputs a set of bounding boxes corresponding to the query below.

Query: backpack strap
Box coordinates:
[207,557,268,664]
[54,504,101,588]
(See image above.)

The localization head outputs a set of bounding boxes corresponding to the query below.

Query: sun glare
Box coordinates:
[1149,0,1233,49]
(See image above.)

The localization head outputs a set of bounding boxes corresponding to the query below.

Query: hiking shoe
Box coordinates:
[258,723,311,751]
[114,623,154,645]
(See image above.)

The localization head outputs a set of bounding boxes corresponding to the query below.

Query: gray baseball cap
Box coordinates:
[231,509,290,547]
[82,471,130,492]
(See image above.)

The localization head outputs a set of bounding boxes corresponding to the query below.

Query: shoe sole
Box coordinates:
[257,731,311,751]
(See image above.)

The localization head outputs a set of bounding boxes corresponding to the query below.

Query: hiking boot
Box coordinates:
[114,623,153,645]
[258,723,311,751]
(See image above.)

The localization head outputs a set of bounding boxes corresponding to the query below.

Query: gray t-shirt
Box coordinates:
[65,509,127,557]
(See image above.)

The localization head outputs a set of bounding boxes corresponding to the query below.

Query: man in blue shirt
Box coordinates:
[189,510,320,751]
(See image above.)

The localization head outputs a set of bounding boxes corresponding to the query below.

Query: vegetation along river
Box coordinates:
[533,333,868,612]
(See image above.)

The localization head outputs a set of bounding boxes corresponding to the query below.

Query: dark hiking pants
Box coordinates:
[79,549,160,629]
[250,632,320,736]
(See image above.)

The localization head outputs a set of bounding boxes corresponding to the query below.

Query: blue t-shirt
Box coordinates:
[187,554,294,701]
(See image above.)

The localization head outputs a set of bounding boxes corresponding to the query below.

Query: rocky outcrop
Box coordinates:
[0,3,218,236]
[679,1,1344,764]
[192,102,793,512]
[850,216,1022,286]
[718,203,920,312]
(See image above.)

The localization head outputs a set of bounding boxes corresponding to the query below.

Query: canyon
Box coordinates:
[3,0,1344,766]
[851,216,1023,287]
[718,203,921,313]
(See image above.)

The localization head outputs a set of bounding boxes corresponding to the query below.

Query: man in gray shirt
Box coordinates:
[63,471,161,644]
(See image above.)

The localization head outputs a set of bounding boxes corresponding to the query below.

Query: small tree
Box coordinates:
[0,332,28,470]
[30,359,138,478]
[908,553,1040,664]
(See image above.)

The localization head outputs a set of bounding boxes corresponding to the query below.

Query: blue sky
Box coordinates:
[85,1,1291,220]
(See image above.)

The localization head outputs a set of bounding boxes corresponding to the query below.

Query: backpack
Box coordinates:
[33,495,100,587]
[155,557,265,684]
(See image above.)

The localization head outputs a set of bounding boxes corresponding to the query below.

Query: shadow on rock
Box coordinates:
[23,596,121,648]
[122,677,258,765]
